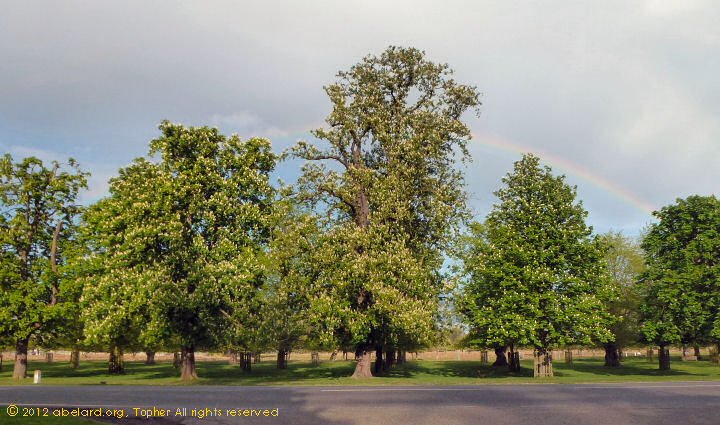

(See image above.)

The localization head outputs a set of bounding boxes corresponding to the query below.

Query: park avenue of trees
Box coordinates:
[2,47,719,381]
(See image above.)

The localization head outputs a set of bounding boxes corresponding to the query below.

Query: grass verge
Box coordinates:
[1,356,719,386]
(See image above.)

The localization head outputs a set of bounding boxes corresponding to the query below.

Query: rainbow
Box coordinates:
[471,133,655,216]
[262,127,656,217]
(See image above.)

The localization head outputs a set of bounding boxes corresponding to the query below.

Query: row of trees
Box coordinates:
[1,47,479,380]
[2,46,718,380]
[455,155,720,375]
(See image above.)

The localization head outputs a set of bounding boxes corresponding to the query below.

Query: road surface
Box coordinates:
[3,381,720,424]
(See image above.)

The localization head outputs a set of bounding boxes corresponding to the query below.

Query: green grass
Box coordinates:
[1,356,719,386]
[0,409,99,424]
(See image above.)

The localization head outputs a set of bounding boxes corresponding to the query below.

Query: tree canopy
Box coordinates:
[600,231,645,366]
[459,154,614,375]
[290,46,481,377]
[639,195,720,368]
[0,154,87,378]
[80,122,277,379]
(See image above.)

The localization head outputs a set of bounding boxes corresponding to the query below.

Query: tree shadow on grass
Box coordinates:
[17,360,182,382]
[390,358,704,381]
[552,357,693,378]
[16,356,714,386]
[189,361,358,385]
[386,360,533,379]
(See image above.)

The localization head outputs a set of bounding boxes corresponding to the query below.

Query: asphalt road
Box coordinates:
[3,382,720,425]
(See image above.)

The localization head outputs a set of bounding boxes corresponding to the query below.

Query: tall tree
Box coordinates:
[291,46,481,378]
[455,222,512,368]
[0,155,87,379]
[81,122,277,380]
[459,154,614,377]
[260,198,320,369]
[600,231,645,366]
[80,159,161,374]
[639,195,720,370]
[34,231,91,370]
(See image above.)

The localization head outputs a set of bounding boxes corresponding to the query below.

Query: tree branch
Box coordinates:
[305,154,348,169]
[49,217,63,306]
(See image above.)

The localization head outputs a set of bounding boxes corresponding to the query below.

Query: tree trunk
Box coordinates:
[709,345,719,365]
[13,338,29,379]
[658,346,670,370]
[276,350,288,369]
[240,352,252,372]
[384,350,395,372]
[352,349,373,379]
[647,348,654,362]
[0,352,3,372]
[617,349,624,362]
[493,346,508,367]
[564,350,573,365]
[694,345,701,360]
[70,349,80,369]
[480,351,488,364]
[374,346,384,375]
[145,351,155,365]
[228,350,238,365]
[533,349,553,377]
[180,347,197,380]
[246,352,253,371]
[311,351,320,366]
[508,347,521,372]
[108,346,124,374]
[45,352,53,362]
[172,352,181,368]
[254,352,261,363]
[604,342,620,367]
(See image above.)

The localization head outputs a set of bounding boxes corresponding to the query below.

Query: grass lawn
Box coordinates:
[1,356,719,386]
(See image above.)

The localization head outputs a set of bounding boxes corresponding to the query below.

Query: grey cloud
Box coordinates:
[1,0,718,234]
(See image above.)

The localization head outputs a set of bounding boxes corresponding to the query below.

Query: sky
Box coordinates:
[1,0,718,236]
